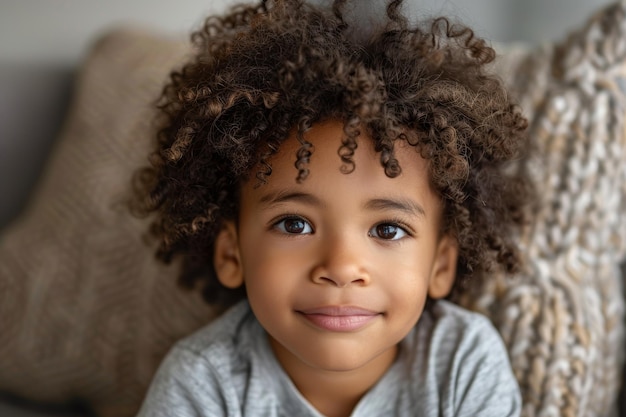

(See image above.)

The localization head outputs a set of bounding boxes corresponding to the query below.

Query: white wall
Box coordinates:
[511,0,614,42]
[0,0,615,66]
[0,0,232,65]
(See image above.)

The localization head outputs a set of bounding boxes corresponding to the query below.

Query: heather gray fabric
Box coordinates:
[137,300,520,417]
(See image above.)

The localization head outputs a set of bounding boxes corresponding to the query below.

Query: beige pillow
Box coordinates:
[0,3,625,416]
[458,2,626,415]
[0,28,218,417]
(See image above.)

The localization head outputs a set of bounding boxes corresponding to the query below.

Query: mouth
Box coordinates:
[296,306,381,332]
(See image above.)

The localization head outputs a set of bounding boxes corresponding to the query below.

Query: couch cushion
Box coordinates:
[0,28,218,417]
[457,3,626,415]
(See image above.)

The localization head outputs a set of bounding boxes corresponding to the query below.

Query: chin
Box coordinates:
[294,342,396,374]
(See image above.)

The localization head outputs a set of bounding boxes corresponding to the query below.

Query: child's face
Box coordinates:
[214,119,458,379]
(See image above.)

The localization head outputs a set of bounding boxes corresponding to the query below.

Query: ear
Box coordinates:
[427,234,459,299]
[213,221,244,289]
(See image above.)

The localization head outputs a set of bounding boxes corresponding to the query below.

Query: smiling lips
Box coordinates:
[297,306,380,332]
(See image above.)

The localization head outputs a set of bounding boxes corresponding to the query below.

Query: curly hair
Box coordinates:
[133,0,532,307]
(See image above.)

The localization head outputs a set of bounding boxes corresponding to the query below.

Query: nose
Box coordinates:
[310,233,371,287]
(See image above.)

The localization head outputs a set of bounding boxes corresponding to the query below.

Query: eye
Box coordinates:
[368,223,408,241]
[274,216,314,235]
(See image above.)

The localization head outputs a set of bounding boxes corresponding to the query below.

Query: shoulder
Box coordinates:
[136,301,259,416]
[175,300,256,357]
[156,300,259,389]
[401,300,511,376]
[416,299,501,347]
[416,300,513,370]
[426,298,493,325]
[409,300,521,416]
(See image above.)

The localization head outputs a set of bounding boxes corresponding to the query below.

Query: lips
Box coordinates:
[296,306,380,332]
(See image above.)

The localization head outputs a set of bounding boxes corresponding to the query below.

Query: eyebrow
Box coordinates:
[259,190,323,207]
[258,191,426,218]
[364,198,426,218]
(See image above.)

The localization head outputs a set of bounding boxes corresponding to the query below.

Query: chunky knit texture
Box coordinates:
[0,2,625,416]
[458,2,626,416]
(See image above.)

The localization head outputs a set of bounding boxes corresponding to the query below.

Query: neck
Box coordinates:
[269,336,397,417]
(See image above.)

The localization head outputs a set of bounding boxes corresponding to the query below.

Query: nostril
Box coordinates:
[310,261,370,286]
[319,276,336,285]
[313,274,368,287]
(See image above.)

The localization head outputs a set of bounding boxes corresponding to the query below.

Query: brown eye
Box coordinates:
[368,223,407,240]
[275,217,313,234]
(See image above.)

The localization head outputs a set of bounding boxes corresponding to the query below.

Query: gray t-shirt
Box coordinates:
[137,300,521,417]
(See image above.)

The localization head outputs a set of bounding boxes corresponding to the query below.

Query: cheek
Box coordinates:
[376,244,435,283]
[239,238,304,297]
[239,244,307,333]
[383,273,430,330]
[374,249,434,308]
[383,271,429,304]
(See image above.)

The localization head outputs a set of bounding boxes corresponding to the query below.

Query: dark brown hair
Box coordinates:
[133,0,532,306]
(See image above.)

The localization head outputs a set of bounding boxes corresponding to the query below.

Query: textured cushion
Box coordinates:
[0,3,625,417]
[0,29,218,417]
[458,3,626,416]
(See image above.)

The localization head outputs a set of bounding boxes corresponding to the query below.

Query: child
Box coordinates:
[135,0,531,415]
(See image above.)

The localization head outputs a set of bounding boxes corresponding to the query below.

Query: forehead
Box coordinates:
[270,120,428,178]
[244,119,442,220]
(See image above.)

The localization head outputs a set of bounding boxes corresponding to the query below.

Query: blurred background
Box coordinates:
[0,0,613,230]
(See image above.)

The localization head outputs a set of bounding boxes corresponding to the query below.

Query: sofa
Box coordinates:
[0,2,625,416]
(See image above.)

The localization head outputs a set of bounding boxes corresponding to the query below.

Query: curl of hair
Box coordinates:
[132,0,533,306]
